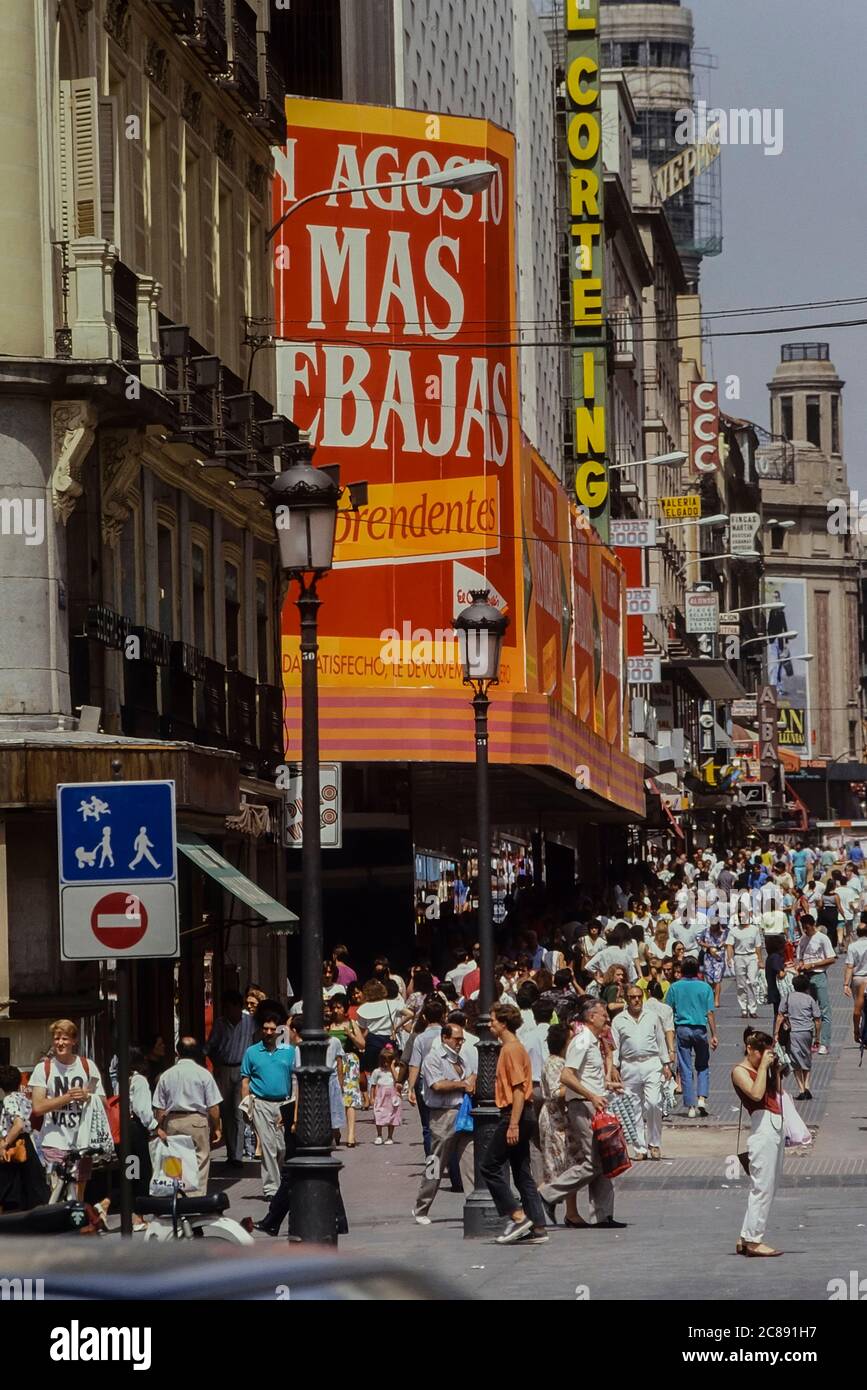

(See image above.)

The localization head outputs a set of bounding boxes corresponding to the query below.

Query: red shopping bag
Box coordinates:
[591,1109,632,1179]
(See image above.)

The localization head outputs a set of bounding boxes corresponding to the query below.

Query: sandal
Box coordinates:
[742,1243,783,1258]
[649,1147,661,1161]
[564,1216,590,1229]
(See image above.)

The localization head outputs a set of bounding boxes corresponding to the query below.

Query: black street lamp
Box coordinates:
[452,589,509,1238]
[269,441,342,1244]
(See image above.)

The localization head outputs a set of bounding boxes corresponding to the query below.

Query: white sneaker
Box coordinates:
[384,1139,394,1145]
[818,1045,828,1055]
[374,1137,384,1145]
[412,1210,432,1226]
[687,1106,697,1118]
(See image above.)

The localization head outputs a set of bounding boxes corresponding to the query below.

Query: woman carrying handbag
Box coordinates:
[731,1030,785,1258]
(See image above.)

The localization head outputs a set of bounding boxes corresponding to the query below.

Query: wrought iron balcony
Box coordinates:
[147,0,197,33]
[187,0,228,74]
[252,58,287,144]
[218,0,259,112]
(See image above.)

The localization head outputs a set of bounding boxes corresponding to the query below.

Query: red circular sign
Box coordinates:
[91,891,148,950]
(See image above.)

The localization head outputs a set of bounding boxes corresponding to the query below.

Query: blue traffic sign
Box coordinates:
[57,781,177,886]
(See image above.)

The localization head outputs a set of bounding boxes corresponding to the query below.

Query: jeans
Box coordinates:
[675,1025,710,1108]
[479,1108,545,1228]
[808,971,831,1047]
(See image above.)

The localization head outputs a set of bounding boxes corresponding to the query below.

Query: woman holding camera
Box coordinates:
[731,1030,785,1257]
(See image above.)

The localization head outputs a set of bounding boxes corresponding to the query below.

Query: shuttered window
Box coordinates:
[57,79,116,242]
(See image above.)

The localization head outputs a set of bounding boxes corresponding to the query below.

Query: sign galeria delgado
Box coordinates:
[566,0,609,537]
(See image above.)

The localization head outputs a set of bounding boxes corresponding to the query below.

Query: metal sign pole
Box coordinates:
[110,760,133,1238]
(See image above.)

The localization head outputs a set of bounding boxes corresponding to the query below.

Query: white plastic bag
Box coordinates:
[148,1134,199,1194]
[781,1090,812,1148]
[75,1094,115,1159]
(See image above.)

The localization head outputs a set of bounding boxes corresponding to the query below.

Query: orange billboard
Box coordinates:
[275,100,524,691]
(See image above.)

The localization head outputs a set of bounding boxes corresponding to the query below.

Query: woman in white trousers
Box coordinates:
[731,1030,785,1258]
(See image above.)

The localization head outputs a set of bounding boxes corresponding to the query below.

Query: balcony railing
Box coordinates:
[252,58,288,145]
[187,0,228,73]
[147,0,197,33]
[219,0,259,111]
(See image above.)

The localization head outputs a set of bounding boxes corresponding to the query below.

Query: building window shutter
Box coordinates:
[97,97,117,243]
[58,78,115,242]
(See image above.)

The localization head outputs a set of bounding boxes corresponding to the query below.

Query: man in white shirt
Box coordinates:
[796,916,836,1053]
[670,913,704,961]
[611,987,673,1159]
[445,947,477,993]
[725,918,764,1017]
[154,1037,223,1195]
[412,1024,477,1223]
[537,998,625,1229]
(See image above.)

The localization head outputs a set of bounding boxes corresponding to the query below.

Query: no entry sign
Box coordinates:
[90,891,148,950]
[59,882,178,962]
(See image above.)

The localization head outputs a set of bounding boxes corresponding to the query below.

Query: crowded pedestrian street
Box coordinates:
[0,0,865,1352]
[181,899,864,1300]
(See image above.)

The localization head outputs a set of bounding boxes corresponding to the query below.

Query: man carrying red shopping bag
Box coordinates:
[538,997,629,1229]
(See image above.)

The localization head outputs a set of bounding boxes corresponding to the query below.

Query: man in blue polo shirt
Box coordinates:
[240,1012,296,1199]
[665,959,718,1119]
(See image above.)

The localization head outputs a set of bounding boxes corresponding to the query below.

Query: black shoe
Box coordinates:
[224,1159,244,1169]
[254,1220,281,1237]
[803,1089,813,1100]
[447,1185,465,1194]
[590,1217,627,1229]
[542,1198,558,1227]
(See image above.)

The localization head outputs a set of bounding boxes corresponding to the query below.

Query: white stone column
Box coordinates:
[69,236,120,359]
[137,274,163,388]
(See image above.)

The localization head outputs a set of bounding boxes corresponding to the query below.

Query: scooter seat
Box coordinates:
[0,1202,87,1233]
[134,1190,229,1218]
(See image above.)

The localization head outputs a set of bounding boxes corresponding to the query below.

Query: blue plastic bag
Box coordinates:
[454,1093,474,1133]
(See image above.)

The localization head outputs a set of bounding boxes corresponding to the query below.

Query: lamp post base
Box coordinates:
[463,1029,503,1238]
[284,1152,344,1245]
[463,1097,505,1238]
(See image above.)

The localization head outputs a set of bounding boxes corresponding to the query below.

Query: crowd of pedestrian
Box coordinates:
[1,838,864,1254]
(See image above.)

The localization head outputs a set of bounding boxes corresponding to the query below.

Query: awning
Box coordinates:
[177,833,298,931]
[664,659,747,702]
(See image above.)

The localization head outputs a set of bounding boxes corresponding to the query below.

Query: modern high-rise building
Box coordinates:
[599,0,722,288]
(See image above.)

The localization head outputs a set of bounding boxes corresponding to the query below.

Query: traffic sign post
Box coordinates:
[57,778,180,1239]
[57,780,179,960]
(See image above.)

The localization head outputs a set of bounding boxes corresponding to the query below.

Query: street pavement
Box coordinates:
[210,970,867,1300]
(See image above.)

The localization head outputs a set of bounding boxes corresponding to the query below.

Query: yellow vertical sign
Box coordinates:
[567,0,608,540]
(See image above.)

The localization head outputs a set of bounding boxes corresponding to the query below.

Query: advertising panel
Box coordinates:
[685,589,720,634]
[763,576,810,755]
[689,381,720,475]
[572,512,595,728]
[565,0,609,537]
[274,99,523,691]
[522,445,573,706]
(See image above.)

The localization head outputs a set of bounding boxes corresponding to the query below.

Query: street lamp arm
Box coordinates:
[266,162,496,244]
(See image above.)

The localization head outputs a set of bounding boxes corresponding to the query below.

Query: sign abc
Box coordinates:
[574,460,609,515]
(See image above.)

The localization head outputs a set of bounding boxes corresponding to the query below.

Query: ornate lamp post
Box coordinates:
[453,589,509,1238]
[269,442,341,1243]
